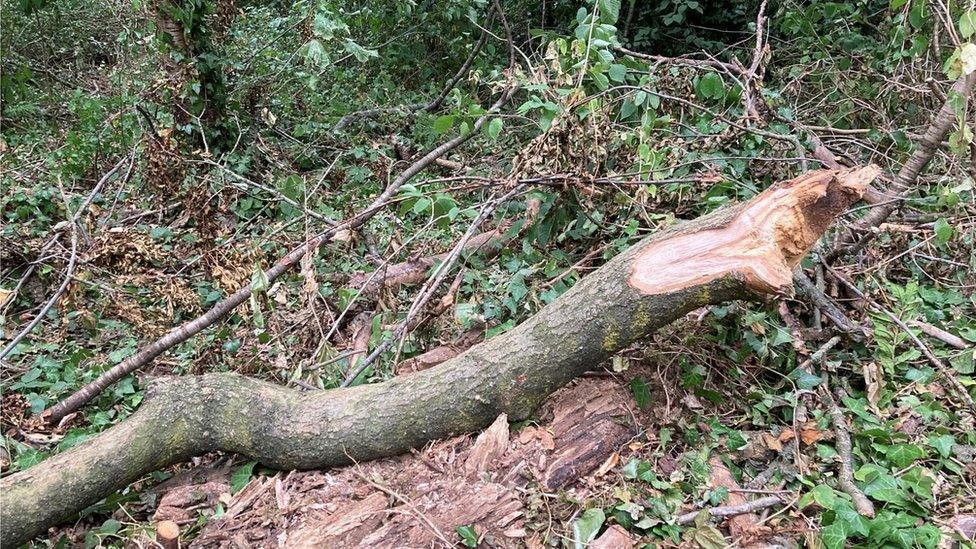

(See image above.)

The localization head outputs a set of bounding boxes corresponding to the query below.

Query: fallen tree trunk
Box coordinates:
[0,167,876,546]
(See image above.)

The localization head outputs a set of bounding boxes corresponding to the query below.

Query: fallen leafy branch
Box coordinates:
[39,85,517,425]
[831,74,975,256]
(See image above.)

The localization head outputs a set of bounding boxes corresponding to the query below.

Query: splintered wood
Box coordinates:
[629,167,876,296]
[188,379,636,548]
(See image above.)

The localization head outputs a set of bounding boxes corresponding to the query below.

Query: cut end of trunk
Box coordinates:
[629,166,878,296]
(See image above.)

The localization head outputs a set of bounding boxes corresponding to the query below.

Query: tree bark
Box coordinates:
[0,167,876,547]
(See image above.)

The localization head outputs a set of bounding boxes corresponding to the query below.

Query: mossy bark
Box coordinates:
[0,168,875,547]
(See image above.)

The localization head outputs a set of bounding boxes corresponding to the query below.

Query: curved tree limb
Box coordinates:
[0,167,876,546]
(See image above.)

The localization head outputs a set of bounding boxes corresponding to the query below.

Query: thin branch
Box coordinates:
[676,495,786,525]
[831,74,975,257]
[340,184,524,387]
[821,384,876,517]
[1,185,82,360]
[793,269,861,336]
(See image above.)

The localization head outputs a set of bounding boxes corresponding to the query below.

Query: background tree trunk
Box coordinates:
[0,167,876,547]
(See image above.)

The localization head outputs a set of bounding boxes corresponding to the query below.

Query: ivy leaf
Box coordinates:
[696,72,725,100]
[433,115,455,134]
[629,377,652,409]
[834,502,870,536]
[230,461,257,494]
[571,508,605,549]
[789,368,823,390]
[488,118,503,140]
[886,443,926,468]
[810,485,838,510]
[927,434,955,458]
[685,513,727,549]
[821,522,848,549]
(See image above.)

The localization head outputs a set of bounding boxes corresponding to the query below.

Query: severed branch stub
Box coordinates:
[0,167,877,547]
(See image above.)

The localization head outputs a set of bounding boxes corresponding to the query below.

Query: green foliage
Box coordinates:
[455,524,479,547]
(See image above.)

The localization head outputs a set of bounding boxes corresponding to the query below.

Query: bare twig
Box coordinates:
[1,183,82,360]
[831,74,975,257]
[204,161,338,226]
[340,184,524,386]
[2,149,136,315]
[793,269,861,336]
[821,384,876,517]
[794,335,841,423]
[910,320,968,350]
[798,336,842,372]
[676,495,786,525]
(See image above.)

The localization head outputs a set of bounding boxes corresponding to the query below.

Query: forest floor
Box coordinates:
[3,0,976,547]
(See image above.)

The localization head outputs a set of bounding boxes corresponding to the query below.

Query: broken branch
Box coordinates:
[0,168,874,546]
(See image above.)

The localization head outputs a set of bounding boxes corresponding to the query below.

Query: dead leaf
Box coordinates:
[331,229,353,243]
[595,452,620,477]
[0,288,12,307]
[862,361,884,412]
[799,422,824,445]
[590,525,635,549]
[762,432,783,452]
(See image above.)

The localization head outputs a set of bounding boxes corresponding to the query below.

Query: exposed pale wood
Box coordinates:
[630,167,877,296]
[156,520,181,549]
[464,413,510,476]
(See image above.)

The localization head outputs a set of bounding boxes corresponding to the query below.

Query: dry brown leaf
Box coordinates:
[331,229,353,243]
[778,428,796,442]
[762,432,783,452]
[862,361,884,412]
[799,422,824,445]
[595,452,620,477]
